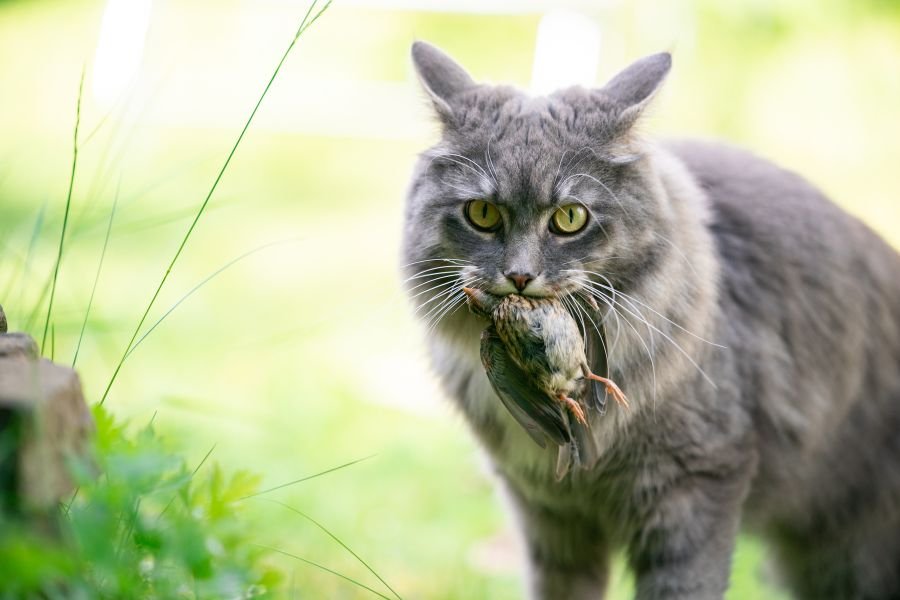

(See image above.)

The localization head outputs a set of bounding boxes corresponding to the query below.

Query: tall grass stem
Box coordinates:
[99,0,331,405]
[73,179,120,367]
[41,69,85,353]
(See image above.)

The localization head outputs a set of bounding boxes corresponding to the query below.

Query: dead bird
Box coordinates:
[462,288,628,475]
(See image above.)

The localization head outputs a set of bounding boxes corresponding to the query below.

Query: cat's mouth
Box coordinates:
[485,279,578,300]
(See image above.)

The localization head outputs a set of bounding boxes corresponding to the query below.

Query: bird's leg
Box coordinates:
[581,364,630,409]
[556,394,588,425]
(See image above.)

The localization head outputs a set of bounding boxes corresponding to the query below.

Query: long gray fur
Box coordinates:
[401,41,900,600]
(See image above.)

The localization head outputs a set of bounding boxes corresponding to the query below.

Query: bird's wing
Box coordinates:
[480,327,570,448]
[583,310,611,415]
[504,323,555,385]
[555,410,602,478]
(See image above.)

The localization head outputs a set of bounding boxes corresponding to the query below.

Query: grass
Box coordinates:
[0,0,897,597]
[0,1,380,597]
[98,0,332,406]
[41,70,83,355]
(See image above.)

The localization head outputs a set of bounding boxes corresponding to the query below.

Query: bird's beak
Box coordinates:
[462,286,492,317]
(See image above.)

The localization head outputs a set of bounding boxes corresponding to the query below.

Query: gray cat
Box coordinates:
[401,41,900,600]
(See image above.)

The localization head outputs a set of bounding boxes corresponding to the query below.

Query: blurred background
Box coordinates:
[1,0,898,597]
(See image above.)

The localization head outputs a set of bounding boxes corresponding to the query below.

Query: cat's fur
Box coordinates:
[401,41,900,599]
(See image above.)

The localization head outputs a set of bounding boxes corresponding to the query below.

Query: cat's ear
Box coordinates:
[411,41,476,122]
[601,52,671,124]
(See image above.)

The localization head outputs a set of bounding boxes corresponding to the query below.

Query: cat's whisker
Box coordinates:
[572,275,621,344]
[554,146,593,193]
[654,232,703,280]
[403,264,465,279]
[417,280,465,319]
[569,276,630,355]
[559,294,584,339]
[571,294,609,363]
[566,271,619,323]
[552,148,574,192]
[436,152,492,182]
[564,269,725,349]
[577,278,717,389]
[403,268,467,286]
[577,287,660,406]
[560,294,590,350]
[425,290,468,335]
[561,255,592,267]
[577,289,659,415]
[575,256,629,267]
[430,153,495,196]
[406,271,468,290]
[560,172,632,222]
[413,277,472,318]
[419,275,478,325]
[575,288,643,368]
[424,276,482,334]
[568,292,615,375]
[408,275,471,300]
[400,257,472,269]
[485,137,500,186]
[442,179,486,198]
[572,292,641,410]
[613,294,716,388]
[561,193,611,239]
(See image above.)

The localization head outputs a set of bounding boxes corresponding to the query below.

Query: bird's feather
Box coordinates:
[583,308,611,415]
[480,327,570,447]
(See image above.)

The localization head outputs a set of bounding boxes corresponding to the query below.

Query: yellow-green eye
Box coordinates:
[465,200,501,232]
[551,204,588,234]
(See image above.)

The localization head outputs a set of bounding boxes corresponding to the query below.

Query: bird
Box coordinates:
[463,288,629,476]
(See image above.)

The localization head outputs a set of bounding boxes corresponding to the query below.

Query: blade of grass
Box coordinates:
[99,0,331,405]
[3,201,47,303]
[75,67,175,226]
[0,242,27,302]
[65,410,158,516]
[156,443,217,521]
[73,179,120,367]
[239,454,376,501]
[42,69,85,354]
[24,272,53,333]
[124,237,301,360]
[261,498,403,600]
[254,544,393,600]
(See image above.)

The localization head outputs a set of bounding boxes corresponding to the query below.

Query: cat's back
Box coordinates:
[665,138,900,316]
[665,138,900,523]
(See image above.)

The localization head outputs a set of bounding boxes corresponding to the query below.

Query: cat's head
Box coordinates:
[402,42,673,331]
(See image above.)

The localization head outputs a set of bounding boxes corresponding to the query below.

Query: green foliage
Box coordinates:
[1,0,897,597]
[0,405,279,599]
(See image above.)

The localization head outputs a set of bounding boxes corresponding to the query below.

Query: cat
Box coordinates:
[401,41,900,600]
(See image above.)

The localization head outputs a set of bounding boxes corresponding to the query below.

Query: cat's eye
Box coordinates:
[465,200,502,232]
[550,204,588,234]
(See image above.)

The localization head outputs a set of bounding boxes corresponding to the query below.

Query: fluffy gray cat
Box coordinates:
[401,41,900,600]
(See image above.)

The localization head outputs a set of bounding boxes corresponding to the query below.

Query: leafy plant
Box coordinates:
[1,406,278,599]
[0,1,397,598]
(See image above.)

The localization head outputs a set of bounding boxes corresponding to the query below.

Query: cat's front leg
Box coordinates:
[504,482,611,600]
[627,472,750,600]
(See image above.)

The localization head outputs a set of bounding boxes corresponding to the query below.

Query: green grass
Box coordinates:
[0,0,898,597]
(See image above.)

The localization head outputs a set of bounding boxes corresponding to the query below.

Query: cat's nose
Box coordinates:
[506,272,534,292]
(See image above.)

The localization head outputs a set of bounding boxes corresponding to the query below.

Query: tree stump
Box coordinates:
[0,303,94,520]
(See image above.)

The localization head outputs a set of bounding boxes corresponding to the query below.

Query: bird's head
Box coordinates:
[462,287,502,320]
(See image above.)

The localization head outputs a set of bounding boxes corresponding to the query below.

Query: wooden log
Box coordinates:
[0,312,93,518]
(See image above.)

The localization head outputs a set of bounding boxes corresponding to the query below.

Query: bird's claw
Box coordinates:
[557,394,588,425]
[587,373,630,410]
